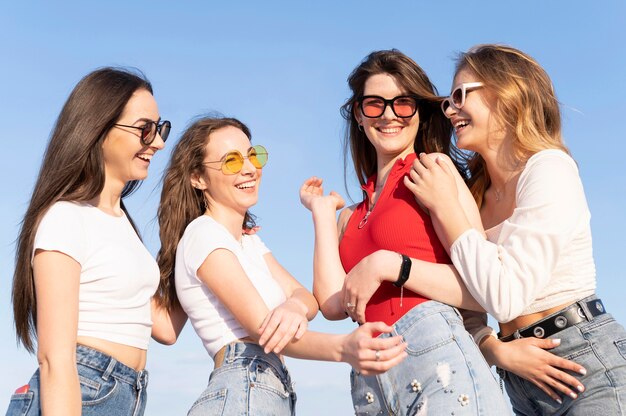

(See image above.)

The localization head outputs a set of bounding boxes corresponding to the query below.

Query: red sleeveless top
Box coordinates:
[339,153,451,326]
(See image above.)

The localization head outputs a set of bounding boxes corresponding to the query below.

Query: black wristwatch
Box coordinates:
[393,254,412,287]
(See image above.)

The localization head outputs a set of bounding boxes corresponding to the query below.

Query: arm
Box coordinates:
[405,152,588,322]
[198,248,406,375]
[300,177,351,320]
[34,250,82,416]
[150,300,188,345]
[257,252,319,353]
[342,249,484,324]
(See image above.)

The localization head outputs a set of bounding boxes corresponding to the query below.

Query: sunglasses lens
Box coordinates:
[361,97,385,118]
[393,97,417,118]
[159,121,171,142]
[451,87,464,107]
[222,152,244,174]
[249,145,268,168]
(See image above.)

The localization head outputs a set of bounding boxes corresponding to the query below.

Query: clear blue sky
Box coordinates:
[1,1,625,414]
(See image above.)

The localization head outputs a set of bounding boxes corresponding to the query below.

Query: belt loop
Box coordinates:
[226,342,236,364]
[577,298,593,321]
[513,330,522,340]
[102,357,116,381]
[136,370,148,391]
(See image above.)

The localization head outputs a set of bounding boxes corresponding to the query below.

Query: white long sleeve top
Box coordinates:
[454,150,596,342]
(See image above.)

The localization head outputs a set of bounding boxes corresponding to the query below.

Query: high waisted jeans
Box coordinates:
[5,344,148,416]
[188,342,296,416]
[500,295,626,415]
[351,300,510,415]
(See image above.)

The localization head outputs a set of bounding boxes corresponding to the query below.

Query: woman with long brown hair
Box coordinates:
[300,49,509,415]
[7,68,185,416]
[156,115,407,415]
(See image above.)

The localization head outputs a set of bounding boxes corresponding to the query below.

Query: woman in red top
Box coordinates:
[300,50,509,415]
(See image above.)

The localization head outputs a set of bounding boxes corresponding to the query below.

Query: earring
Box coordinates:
[202,192,209,211]
[358,124,364,132]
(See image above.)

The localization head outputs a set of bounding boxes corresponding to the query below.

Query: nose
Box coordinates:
[239,157,257,175]
[381,102,397,119]
[443,101,457,119]
[150,132,166,150]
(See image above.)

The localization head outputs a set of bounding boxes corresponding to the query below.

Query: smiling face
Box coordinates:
[355,73,420,162]
[446,69,507,153]
[102,89,164,186]
[195,125,262,216]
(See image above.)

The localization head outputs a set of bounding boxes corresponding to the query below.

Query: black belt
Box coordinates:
[498,298,606,342]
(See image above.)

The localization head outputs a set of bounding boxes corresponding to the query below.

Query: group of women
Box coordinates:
[7,44,626,416]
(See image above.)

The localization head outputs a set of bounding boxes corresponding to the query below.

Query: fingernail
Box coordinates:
[556,398,562,405]
[577,385,584,392]
[569,392,577,399]
[579,368,587,376]
[552,338,561,345]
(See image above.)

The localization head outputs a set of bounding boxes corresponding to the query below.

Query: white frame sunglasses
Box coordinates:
[440,82,484,117]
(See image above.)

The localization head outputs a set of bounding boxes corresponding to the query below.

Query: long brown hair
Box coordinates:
[12,68,153,352]
[456,44,569,207]
[155,116,256,310]
[340,49,461,188]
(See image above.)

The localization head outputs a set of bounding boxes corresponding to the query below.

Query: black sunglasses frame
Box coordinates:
[358,95,420,119]
[113,119,171,146]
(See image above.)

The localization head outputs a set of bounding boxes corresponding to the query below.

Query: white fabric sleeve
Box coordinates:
[33,202,87,265]
[184,221,240,277]
[248,234,270,255]
[450,151,590,322]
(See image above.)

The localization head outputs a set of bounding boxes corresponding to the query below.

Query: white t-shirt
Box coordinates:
[33,201,159,349]
[453,150,596,341]
[175,215,287,358]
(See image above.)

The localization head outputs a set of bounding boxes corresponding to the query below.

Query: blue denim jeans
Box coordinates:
[5,344,148,416]
[351,300,510,415]
[188,342,296,416]
[500,295,626,415]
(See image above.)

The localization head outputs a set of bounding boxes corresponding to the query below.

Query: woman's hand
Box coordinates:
[343,250,395,324]
[258,298,309,354]
[403,153,458,213]
[490,337,586,403]
[300,176,345,213]
[340,322,407,376]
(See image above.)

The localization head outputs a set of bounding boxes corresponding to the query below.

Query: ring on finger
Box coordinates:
[375,350,381,361]
[346,302,355,310]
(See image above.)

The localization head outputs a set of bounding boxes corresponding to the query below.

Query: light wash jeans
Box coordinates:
[188,342,296,416]
[500,295,626,415]
[5,344,148,416]
[351,300,510,415]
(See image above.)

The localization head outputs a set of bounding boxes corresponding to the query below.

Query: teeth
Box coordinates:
[379,127,401,134]
[454,120,469,129]
[137,154,152,162]
[236,180,256,189]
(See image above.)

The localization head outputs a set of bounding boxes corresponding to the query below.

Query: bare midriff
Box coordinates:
[499,301,574,337]
[77,336,147,371]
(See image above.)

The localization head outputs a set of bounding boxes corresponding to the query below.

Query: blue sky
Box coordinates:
[1,1,625,414]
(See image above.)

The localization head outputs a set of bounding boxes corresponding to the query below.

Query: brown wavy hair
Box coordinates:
[456,44,570,207]
[12,68,153,352]
[155,116,256,310]
[340,49,461,188]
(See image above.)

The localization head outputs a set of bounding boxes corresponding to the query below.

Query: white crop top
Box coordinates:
[33,201,159,349]
[453,150,596,341]
[175,215,286,358]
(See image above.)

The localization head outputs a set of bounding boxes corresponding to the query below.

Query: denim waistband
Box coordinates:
[388,300,457,337]
[76,344,148,390]
[222,341,287,378]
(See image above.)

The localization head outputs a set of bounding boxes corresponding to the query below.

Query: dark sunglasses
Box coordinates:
[203,145,268,175]
[440,82,484,117]
[358,95,420,118]
[113,119,171,146]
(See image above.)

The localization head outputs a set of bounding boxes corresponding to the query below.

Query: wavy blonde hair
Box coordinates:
[457,44,570,207]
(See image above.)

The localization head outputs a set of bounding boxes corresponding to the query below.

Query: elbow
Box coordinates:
[319,301,347,321]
